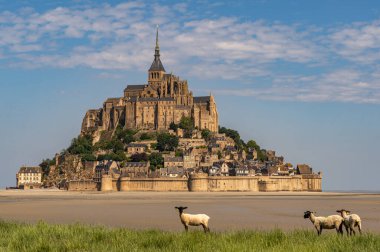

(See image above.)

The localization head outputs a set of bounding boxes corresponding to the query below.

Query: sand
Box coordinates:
[0,190,379,232]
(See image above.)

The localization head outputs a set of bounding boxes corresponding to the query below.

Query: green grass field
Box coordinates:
[0,220,379,252]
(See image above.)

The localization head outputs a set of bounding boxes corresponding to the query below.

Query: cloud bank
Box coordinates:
[1,2,380,104]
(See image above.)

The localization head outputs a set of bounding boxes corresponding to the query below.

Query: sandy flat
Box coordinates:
[0,190,379,233]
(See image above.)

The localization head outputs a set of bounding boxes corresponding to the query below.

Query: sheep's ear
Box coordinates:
[174,207,178,209]
[183,207,188,209]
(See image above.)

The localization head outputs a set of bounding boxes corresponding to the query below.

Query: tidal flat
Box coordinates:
[0,190,379,232]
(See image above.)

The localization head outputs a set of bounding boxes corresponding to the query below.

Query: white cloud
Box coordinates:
[330,20,380,63]
[214,69,380,104]
[0,2,380,104]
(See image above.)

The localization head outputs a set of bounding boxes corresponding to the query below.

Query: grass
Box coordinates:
[0,220,379,252]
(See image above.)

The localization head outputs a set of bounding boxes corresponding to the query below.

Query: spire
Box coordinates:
[155,25,159,49]
[149,25,165,72]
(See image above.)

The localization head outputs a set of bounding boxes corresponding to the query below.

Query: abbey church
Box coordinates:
[81,28,219,136]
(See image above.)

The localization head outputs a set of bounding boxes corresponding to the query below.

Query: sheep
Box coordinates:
[336,209,362,235]
[174,206,210,233]
[303,211,344,235]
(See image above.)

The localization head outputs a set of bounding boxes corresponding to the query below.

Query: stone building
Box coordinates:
[120,162,150,178]
[126,143,148,155]
[81,28,218,139]
[16,166,42,189]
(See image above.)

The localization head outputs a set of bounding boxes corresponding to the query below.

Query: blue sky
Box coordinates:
[0,0,379,190]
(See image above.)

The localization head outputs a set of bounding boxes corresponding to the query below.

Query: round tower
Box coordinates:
[120,177,131,191]
[101,174,113,192]
[188,173,208,192]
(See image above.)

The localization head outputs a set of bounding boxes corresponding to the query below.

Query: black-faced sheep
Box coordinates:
[303,211,344,235]
[174,206,210,233]
[336,209,362,235]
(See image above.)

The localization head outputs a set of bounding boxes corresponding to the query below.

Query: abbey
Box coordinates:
[81,28,218,136]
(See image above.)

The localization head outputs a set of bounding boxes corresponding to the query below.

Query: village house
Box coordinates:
[213,161,231,176]
[160,167,185,177]
[16,166,43,189]
[126,143,148,155]
[178,138,207,150]
[94,160,119,182]
[164,156,184,168]
[120,162,150,178]
[183,155,198,169]
[296,164,313,175]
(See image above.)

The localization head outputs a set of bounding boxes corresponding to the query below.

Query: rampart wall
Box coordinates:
[68,174,322,192]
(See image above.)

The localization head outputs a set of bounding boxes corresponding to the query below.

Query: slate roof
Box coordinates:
[128,97,175,102]
[297,164,313,174]
[122,162,149,168]
[164,157,183,162]
[149,58,166,72]
[124,85,147,91]
[194,96,211,103]
[105,98,121,103]
[127,143,148,148]
[18,167,42,173]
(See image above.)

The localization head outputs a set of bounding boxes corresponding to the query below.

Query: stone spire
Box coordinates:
[149,25,165,72]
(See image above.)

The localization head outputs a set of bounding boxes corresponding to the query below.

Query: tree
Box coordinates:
[140,132,153,141]
[67,134,93,155]
[219,126,241,146]
[156,133,179,151]
[201,129,211,141]
[39,158,55,177]
[131,153,148,162]
[169,122,178,131]
[149,153,164,171]
[81,153,97,162]
[115,127,137,145]
[257,149,268,162]
[179,116,194,131]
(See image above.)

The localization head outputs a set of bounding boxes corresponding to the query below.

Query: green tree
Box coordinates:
[67,134,93,155]
[149,153,164,171]
[157,133,179,151]
[219,126,241,146]
[140,132,153,141]
[201,129,212,141]
[39,158,55,177]
[131,153,149,162]
[179,116,194,131]
[169,122,178,131]
[81,154,97,162]
[179,116,194,138]
[115,127,137,145]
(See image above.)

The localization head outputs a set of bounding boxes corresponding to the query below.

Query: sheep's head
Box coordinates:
[175,206,188,213]
[336,209,350,215]
[304,211,314,218]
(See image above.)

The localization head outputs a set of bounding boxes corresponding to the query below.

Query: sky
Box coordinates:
[0,0,379,191]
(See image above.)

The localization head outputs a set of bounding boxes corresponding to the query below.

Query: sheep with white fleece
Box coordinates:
[336,209,362,235]
[174,206,210,233]
[303,211,344,235]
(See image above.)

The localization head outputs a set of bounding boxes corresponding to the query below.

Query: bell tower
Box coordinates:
[148,25,166,86]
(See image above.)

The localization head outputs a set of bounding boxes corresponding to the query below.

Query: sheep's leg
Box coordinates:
[201,224,207,233]
[184,225,188,232]
[350,224,356,236]
[358,222,362,234]
[337,223,343,235]
[345,226,349,236]
[314,225,320,235]
[319,227,323,235]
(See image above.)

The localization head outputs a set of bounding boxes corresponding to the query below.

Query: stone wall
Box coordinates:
[67,180,97,191]
[120,177,188,191]
[100,174,322,192]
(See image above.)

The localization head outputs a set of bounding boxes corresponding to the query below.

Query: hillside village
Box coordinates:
[16,28,321,192]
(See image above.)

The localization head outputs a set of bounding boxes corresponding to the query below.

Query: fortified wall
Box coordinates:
[68,173,322,192]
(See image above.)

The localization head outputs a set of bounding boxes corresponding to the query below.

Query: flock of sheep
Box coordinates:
[174,206,362,235]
